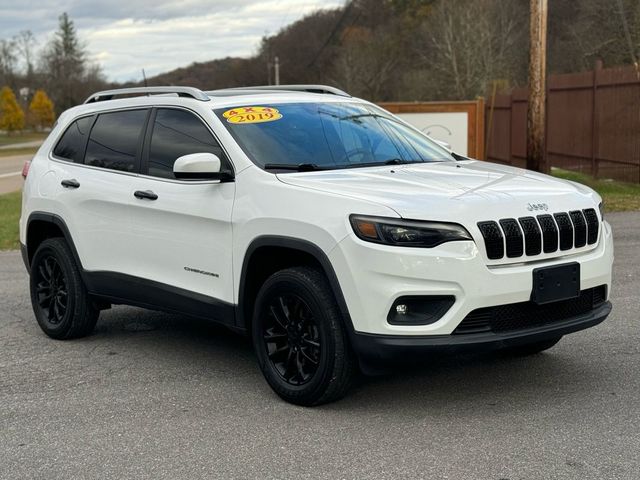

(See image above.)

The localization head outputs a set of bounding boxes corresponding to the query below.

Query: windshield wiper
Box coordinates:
[341,159,426,169]
[263,163,323,172]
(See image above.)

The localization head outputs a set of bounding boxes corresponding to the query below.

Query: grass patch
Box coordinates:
[0,190,21,250]
[0,132,47,146]
[552,168,640,212]
[0,147,39,158]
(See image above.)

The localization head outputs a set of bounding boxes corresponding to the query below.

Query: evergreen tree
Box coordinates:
[42,13,87,112]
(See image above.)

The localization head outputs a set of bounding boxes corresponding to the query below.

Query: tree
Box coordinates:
[14,30,37,79]
[40,12,103,113]
[0,39,17,89]
[29,89,55,130]
[0,86,25,134]
[415,0,528,100]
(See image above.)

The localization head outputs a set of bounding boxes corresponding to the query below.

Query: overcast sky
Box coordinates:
[0,0,343,82]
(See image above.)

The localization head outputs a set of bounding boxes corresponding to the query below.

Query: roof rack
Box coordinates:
[219,85,351,98]
[84,86,210,104]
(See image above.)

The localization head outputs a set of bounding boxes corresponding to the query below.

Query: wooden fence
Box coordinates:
[485,63,640,183]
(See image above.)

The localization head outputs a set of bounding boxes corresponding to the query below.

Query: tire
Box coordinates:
[252,266,357,406]
[29,238,99,340]
[500,336,562,356]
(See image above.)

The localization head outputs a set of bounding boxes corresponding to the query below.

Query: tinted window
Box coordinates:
[148,109,225,179]
[53,116,94,162]
[85,110,147,172]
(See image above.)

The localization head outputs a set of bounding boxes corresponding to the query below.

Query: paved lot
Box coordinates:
[1,212,638,479]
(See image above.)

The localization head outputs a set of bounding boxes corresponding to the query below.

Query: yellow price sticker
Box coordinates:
[222,106,282,124]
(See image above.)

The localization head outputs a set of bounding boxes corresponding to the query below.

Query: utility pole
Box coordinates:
[274,56,280,86]
[526,0,548,173]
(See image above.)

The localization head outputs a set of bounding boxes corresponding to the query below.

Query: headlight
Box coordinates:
[599,201,605,220]
[349,215,472,248]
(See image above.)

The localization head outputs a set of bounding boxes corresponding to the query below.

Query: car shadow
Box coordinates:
[91,305,608,415]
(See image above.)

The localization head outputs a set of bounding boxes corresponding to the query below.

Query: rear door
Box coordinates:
[127,107,235,306]
[50,108,149,275]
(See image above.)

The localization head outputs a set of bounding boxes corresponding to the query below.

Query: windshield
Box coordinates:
[214,102,454,171]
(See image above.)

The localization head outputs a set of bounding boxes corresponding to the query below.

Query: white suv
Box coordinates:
[20,85,613,405]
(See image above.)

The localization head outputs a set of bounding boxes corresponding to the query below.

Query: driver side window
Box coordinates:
[147,108,227,179]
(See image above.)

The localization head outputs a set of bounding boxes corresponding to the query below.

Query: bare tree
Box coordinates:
[415,0,528,100]
[0,38,17,88]
[14,30,37,77]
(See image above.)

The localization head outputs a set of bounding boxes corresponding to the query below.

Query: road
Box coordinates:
[0,153,30,195]
[1,212,639,480]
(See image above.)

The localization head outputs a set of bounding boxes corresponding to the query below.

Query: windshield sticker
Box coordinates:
[223,106,282,124]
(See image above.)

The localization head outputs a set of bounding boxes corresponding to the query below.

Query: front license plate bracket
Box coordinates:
[531,262,580,305]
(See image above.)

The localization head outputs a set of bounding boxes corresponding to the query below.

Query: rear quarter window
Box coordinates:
[52,116,94,162]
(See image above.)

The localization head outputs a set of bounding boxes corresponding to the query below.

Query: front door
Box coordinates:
[127,108,235,317]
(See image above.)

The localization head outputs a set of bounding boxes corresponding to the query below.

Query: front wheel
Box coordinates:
[252,267,357,406]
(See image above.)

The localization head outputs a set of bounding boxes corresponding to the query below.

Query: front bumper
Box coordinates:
[329,220,613,336]
[351,301,611,367]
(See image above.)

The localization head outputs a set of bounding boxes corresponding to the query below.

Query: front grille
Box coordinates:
[477,208,600,260]
[499,218,524,258]
[519,217,542,256]
[570,210,587,248]
[537,214,558,253]
[477,221,504,260]
[554,212,574,251]
[583,208,599,244]
[453,285,607,335]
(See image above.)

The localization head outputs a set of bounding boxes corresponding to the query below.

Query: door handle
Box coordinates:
[61,179,80,189]
[134,190,158,200]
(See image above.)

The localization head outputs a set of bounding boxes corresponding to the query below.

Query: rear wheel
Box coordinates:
[252,266,356,406]
[500,336,562,356]
[29,238,99,339]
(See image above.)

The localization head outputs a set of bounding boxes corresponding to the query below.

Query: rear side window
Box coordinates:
[85,109,148,173]
[53,116,94,162]
[148,108,226,179]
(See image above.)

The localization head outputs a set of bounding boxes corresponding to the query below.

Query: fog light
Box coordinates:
[396,304,408,315]
[387,296,455,325]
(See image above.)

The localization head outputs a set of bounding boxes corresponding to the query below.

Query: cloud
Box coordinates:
[0,0,344,82]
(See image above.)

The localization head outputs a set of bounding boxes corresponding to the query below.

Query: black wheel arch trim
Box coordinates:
[25,212,85,276]
[237,235,355,335]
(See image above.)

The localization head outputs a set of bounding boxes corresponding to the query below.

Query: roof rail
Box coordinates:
[222,85,351,97]
[84,86,210,104]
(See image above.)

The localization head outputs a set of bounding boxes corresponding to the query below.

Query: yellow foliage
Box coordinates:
[0,87,25,133]
[29,90,56,130]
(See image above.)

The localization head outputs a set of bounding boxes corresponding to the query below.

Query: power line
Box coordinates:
[306,1,355,68]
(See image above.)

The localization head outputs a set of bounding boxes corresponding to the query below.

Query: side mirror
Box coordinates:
[173,153,233,181]
[434,139,452,151]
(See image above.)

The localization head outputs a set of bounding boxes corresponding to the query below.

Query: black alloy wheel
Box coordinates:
[33,254,69,325]
[252,266,356,406]
[263,294,321,386]
[29,238,99,339]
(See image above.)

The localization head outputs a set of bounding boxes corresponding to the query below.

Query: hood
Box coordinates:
[277,160,599,221]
